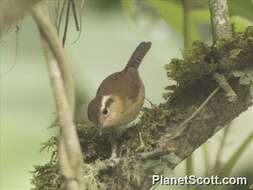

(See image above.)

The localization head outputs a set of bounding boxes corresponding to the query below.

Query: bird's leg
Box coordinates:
[110,130,118,160]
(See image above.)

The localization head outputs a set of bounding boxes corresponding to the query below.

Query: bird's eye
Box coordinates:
[102,109,108,115]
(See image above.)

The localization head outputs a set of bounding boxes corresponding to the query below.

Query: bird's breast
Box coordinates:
[117,81,145,126]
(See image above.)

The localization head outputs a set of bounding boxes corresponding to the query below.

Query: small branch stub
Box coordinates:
[213,73,237,102]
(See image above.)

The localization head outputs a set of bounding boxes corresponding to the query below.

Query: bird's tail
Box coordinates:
[124,41,151,70]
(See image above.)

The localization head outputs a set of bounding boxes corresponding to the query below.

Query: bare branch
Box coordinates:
[32,2,83,189]
[32,1,75,112]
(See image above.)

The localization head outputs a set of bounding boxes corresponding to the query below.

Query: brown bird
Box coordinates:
[87,42,151,128]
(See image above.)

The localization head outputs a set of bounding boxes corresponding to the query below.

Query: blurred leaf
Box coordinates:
[228,0,253,21]
[144,0,210,41]
[121,0,136,20]
[89,0,121,10]
[187,0,208,9]
[218,132,253,176]
[121,0,253,41]
[231,16,253,32]
[192,9,210,23]
[145,0,184,32]
[152,0,209,10]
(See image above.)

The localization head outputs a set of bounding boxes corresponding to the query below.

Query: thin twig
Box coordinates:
[70,0,80,31]
[213,124,230,171]
[165,87,220,140]
[54,0,59,27]
[63,0,71,46]
[145,98,157,109]
[56,0,67,35]
[72,0,85,44]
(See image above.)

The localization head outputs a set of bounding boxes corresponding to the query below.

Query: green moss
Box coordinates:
[164,26,253,98]
[31,162,63,190]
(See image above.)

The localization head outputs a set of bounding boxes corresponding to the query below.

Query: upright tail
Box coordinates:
[124,41,151,70]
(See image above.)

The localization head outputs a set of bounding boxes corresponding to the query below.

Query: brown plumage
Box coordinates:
[87,42,151,128]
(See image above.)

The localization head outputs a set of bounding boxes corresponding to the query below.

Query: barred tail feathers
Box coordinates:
[124,41,151,70]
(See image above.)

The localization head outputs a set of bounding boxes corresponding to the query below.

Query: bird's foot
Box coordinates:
[136,132,145,152]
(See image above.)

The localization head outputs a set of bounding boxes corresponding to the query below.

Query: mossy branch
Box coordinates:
[30,0,253,190]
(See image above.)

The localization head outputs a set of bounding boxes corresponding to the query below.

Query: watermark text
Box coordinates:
[152,175,247,186]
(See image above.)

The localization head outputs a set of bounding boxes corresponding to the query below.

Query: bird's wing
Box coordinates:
[96,69,142,101]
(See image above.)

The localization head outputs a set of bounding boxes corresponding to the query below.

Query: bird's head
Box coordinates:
[87,94,125,128]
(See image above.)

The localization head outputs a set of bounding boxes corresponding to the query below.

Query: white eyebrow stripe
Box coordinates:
[101,95,111,112]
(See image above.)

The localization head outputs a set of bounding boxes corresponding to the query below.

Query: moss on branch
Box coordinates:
[31,27,253,190]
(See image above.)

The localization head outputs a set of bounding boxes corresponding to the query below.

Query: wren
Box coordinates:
[87,42,151,128]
